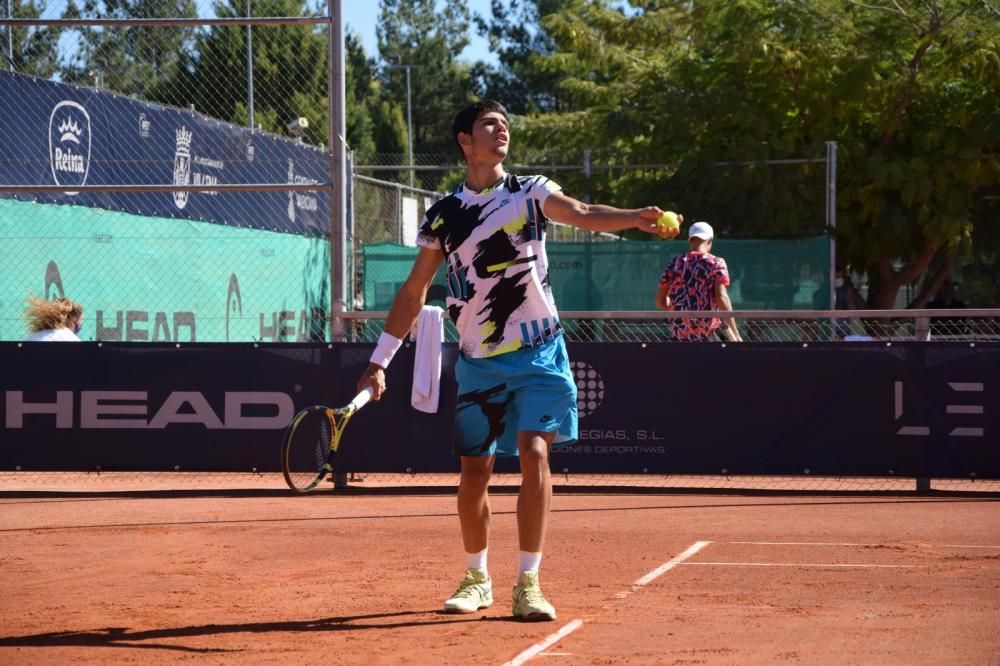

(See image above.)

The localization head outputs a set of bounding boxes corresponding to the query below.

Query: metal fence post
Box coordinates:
[915,316,930,341]
[327,0,346,342]
[826,141,838,341]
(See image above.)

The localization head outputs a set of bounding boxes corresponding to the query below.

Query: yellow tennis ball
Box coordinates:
[656,211,680,235]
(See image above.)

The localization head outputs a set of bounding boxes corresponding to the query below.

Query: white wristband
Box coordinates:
[369,331,403,369]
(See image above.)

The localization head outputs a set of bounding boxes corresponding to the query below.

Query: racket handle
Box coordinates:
[349,386,374,411]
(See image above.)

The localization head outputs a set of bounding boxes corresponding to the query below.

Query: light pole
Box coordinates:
[6,0,13,72]
[387,63,420,187]
[246,0,254,129]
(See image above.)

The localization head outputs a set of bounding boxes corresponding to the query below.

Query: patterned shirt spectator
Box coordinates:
[656,222,740,342]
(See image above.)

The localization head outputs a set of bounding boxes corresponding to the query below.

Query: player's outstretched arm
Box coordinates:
[358,246,445,399]
[541,191,681,239]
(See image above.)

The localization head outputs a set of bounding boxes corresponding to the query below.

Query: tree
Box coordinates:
[60,0,197,98]
[834,1,1000,308]
[376,0,477,178]
[3,0,62,78]
[471,0,569,114]
[520,0,1000,307]
[169,0,328,144]
[344,29,377,157]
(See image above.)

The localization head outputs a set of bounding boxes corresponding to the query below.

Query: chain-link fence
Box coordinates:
[1,470,996,495]
[339,309,1000,344]
[1,2,837,341]
[352,146,836,313]
[355,146,834,239]
[1,5,336,343]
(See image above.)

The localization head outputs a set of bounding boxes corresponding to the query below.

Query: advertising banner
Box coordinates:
[1,342,997,478]
[0,70,329,235]
[0,199,329,343]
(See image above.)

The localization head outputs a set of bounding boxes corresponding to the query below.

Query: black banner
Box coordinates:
[0,342,997,478]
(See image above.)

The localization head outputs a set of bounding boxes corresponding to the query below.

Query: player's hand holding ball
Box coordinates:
[655,210,681,238]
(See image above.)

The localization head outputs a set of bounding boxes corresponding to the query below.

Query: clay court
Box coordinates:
[1,478,998,665]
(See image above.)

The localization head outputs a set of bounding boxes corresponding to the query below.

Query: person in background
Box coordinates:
[24,296,84,341]
[927,279,969,338]
[833,266,862,339]
[356,99,675,622]
[656,221,742,342]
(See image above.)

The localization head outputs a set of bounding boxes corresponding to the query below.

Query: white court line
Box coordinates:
[502,619,584,666]
[731,540,1000,549]
[502,540,711,666]
[729,541,885,547]
[618,540,712,598]
[682,562,919,568]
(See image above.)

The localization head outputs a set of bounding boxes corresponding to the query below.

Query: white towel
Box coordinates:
[410,305,444,413]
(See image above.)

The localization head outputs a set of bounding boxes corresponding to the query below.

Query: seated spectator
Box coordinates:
[24,296,84,341]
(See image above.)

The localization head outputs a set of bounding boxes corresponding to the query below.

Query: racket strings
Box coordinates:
[313,415,333,470]
[282,409,336,491]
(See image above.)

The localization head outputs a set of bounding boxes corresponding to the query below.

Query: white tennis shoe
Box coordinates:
[443,568,493,614]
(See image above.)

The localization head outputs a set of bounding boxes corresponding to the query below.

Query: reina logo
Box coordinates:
[48,100,91,192]
[173,126,193,209]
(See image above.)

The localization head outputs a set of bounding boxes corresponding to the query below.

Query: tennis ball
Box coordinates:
[656,211,680,235]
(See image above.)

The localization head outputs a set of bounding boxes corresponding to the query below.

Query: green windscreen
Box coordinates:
[362,237,831,312]
[1,198,329,342]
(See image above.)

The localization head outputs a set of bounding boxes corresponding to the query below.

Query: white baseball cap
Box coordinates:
[688,221,714,240]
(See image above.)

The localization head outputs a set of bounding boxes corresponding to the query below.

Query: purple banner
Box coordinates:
[0,342,997,478]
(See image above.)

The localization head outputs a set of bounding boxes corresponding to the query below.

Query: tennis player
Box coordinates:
[357,99,677,621]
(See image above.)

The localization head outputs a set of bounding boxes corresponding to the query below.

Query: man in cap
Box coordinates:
[655,221,742,342]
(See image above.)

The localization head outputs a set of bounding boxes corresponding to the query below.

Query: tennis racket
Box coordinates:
[281,387,374,493]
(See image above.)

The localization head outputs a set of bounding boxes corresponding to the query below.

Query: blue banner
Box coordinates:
[1,342,997,479]
[0,70,329,235]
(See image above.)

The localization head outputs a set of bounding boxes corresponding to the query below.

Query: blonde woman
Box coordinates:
[24,296,84,341]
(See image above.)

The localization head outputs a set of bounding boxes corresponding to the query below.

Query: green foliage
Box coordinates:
[471,0,569,113]
[344,30,377,157]
[376,0,477,187]
[61,0,197,97]
[160,0,329,145]
[518,0,1000,307]
[4,0,62,77]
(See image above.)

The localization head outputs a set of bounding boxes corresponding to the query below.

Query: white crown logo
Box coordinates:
[58,118,82,143]
[175,127,193,150]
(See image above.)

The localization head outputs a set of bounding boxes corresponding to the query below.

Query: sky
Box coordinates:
[342,0,498,66]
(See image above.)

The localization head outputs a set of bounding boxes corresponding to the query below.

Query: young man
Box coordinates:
[655,221,742,342]
[357,99,676,621]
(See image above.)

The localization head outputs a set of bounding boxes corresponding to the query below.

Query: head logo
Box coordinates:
[173,127,192,209]
[570,361,605,418]
[48,101,91,192]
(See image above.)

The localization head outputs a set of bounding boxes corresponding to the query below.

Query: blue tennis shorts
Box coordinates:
[453,334,578,457]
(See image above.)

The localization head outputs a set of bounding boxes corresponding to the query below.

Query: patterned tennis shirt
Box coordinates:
[417,173,562,358]
[659,251,731,340]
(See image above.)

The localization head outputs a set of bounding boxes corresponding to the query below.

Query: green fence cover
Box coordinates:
[362,237,831,312]
[1,198,329,342]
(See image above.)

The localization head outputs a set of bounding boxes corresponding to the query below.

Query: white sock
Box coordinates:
[518,551,542,576]
[466,548,488,574]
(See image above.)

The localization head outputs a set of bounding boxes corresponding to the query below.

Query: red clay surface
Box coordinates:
[1,487,998,665]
